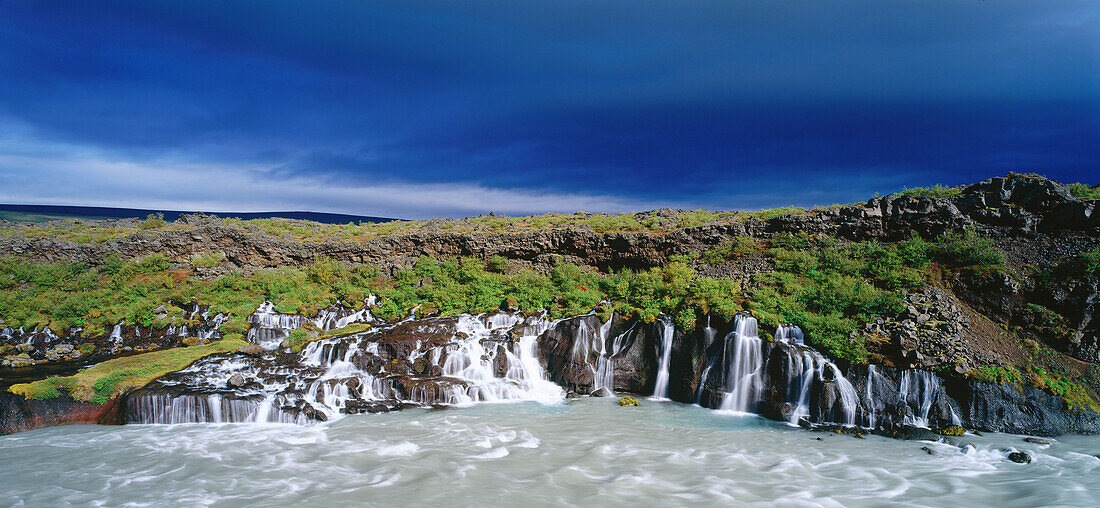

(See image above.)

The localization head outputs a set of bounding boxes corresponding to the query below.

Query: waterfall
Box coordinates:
[864,365,878,428]
[785,350,817,424]
[247,298,375,349]
[718,313,764,412]
[594,322,633,393]
[776,344,860,427]
[774,324,804,345]
[830,364,859,426]
[898,369,945,428]
[125,392,264,424]
[110,323,123,346]
[696,317,719,404]
[651,317,675,399]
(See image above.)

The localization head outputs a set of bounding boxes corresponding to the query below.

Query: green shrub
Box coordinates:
[935,231,1004,269]
[139,213,167,230]
[769,248,818,275]
[897,184,961,198]
[700,236,758,264]
[1067,182,1100,200]
[486,255,509,273]
[190,252,226,268]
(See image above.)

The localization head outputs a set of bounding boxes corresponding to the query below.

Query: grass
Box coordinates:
[190,252,226,268]
[8,337,249,403]
[897,184,962,198]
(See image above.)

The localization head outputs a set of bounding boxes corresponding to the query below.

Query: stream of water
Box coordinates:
[2,399,1097,507]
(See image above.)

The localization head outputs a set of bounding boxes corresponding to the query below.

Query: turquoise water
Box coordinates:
[1,399,1098,507]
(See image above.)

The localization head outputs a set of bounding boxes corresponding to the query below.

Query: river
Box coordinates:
[1,398,1098,507]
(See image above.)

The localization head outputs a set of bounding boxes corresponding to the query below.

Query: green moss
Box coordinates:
[8,338,249,403]
[618,396,639,406]
[935,425,965,436]
[968,364,1098,412]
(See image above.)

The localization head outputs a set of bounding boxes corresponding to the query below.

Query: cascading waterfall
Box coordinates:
[112,303,970,433]
[774,324,804,345]
[865,365,879,428]
[696,317,719,404]
[651,317,675,399]
[897,369,960,428]
[778,346,859,426]
[247,299,374,349]
[594,322,634,393]
[785,349,818,424]
[830,364,860,426]
[718,314,764,413]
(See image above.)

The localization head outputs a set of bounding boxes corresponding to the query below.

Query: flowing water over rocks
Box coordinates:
[2,399,1098,507]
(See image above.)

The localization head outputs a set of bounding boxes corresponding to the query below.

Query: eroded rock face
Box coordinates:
[3,175,1093,277]
[857,288,998,372]
[948,380,1100,437]
[537,313,655,394]
[0,391,124,435]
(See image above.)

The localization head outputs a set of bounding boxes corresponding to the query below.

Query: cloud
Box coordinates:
[0,1,1096,216]
[0,133,681,219]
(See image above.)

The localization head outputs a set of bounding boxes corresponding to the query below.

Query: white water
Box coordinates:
[774,324,804,345]
[303,312,565,420]
[247,300,374,349]
[3,399,1098,507]
[651,317,675,399]
[898,368,962,428]
[718,314,764,412]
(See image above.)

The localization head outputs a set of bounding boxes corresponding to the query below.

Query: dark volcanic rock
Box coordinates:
[949,380,1100,436]
[0,391,124,435]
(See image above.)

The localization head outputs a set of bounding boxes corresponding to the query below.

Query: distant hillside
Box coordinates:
[0,203,397,224]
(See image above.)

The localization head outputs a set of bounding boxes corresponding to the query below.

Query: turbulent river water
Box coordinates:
[2,399,1098,507]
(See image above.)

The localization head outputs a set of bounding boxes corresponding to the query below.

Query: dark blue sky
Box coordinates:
[1,1,1097,218]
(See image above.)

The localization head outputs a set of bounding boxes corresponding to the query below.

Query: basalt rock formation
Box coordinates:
[1,174,1099,437]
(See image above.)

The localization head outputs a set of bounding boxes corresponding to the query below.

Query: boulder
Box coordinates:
[237,345,265,356]
[226,373,247,389]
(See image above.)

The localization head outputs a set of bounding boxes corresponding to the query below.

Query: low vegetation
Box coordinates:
[747,231,1005,363]
[1068,182,1100,200]
[967,364,1098,412]
[0,226,1012,366]
[700,236,759,264]
[9,338,249,403]
[897,184,963,198]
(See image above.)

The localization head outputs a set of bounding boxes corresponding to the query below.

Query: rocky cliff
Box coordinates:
[1,174,1098,437]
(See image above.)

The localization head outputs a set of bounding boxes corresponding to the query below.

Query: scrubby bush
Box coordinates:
[935,231,1004,269]
[700,236,758,264]
[897,184,961,198]
[1067,182,1100,200]
[190,252,226,268]
[486,255,508,273]
[139,213,167,230]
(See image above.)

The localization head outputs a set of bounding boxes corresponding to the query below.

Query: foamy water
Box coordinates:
[1,399,1098,507]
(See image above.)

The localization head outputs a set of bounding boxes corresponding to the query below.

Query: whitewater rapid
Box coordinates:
[1,399,1097,507]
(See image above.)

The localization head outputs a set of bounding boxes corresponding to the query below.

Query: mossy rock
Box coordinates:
[618,396,640,407]
[935,425,966,436]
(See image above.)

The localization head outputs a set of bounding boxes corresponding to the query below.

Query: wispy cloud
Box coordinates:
[0,134,681,219]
